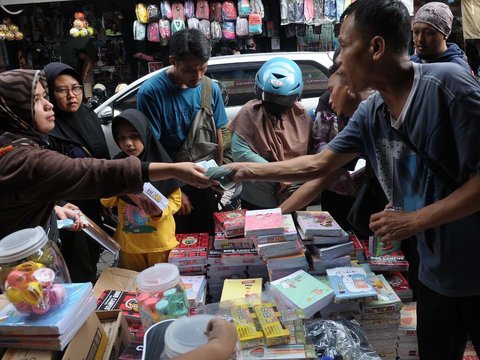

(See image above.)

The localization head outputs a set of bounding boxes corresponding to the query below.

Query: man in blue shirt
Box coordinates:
[227,0,480,358]
[138,29,228,234]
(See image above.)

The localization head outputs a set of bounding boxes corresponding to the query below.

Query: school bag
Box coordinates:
[211,21,222,39]
[172,2,185,21]
[222,21,235,39]
[196,0,210,19]
[222,0,237,21]
[133,20,147,41]
[236,17,248,37]
[171,19,186,33]
[187,17,200,29]
[184,0,195,18]
[199,19,211,39]
[161,1,173,19]
[159,19,171,38]
[238,0,251,17]
[147,22,161,42]
[304,0,314,25]
[250,0,264,19]
[176,77,218,162]
[248,13,262,35]
[210,2,223,21]
[135,3,149,24]
[147,4,161,21]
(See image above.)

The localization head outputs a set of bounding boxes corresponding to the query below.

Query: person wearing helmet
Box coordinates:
[87,83,108,110]
[229,57,312,209]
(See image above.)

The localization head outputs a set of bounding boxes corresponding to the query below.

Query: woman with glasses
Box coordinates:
[44,62,110,282]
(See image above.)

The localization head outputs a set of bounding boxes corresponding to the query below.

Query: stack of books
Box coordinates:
[0,283,96,351]
[270,270,335,319]
[213,209,247,238]
[266,252,309,281]
[168,233,209,274]
[383,271,413,301]
[295,210,344,241]
[360,274,402,359]
[181,275,207,311]
[244,208,284,237]
[326,266,378,303]
[396,302,419,360]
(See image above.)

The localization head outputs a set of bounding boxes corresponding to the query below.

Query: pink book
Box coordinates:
[244,208,284,237]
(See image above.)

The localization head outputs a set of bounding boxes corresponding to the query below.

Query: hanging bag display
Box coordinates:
[147,21,161,42]
[161,1,173,20]
[238,0,251,17]
[136,3,150,24]
[187,17,200,29]
[133,20,147,40]
[248,12,262,35]
[211,21,222,39]
[222,0,238,21]
[199,19,212,38]
[147,4,161,21]
[159,19,171,39]
[236,17,249,37]
[196,0,210,20]
[250,0,264,19]
[172,2,185,21]
[222,21,236,39]
[184,0,195,19]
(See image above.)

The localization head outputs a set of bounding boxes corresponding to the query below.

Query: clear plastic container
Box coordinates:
[136,263,188,330]
[160,315,216,359]
[0,227,71,314]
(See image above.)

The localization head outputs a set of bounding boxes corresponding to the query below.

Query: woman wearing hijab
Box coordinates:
[230,58,312,210]
[0,69,215,248]
[44,62,110,282]
[101,109,181,271]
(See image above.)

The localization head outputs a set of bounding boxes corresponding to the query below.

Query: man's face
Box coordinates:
[412,22,446,60]
[336,14,372,93]
[170,54,208,88]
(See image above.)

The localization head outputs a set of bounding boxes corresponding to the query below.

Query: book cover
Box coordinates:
[383,271,412,300]
[213,209,246,236]
[309,241,354,260]
[142,182,169,211]
[175,233,210,250]
[255,214,299,244]
[270,270,335,318]
[295,211,344,237]
[363,274,402,311]
[256,240,303,260]
[0,283,94,336]
[220,278,263,302]
[326,267,378,302]
[368,235,401,256]
[244,208,284,237]
[368,250,409,272]
[214,233,254,249]
[96,290,141,323]
[312,229,350,245]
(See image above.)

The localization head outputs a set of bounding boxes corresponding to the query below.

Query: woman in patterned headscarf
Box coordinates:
[0,69,216,242]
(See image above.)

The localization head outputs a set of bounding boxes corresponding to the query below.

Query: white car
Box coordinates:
[95,51,334,156]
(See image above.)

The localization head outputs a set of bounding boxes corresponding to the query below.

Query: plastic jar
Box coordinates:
[136,263,189,330]
[160,315,217,360]
[0,227,71,293]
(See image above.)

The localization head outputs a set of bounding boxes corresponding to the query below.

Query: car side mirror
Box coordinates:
[97,107,113,125]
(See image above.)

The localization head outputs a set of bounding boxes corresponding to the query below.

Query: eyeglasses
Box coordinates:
[55,85,83,97]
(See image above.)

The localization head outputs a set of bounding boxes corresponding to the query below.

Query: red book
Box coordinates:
[175,233,209,250]
[213,209,246,238]
[96,290,141,324]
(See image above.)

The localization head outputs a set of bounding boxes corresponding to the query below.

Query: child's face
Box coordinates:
[116,122,144,157]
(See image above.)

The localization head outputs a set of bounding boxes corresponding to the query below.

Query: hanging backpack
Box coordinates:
[147,22,161,42]
[210,2,223,22]
[211,21,222,39]
[236,17,248,37]
[184,0,195,19]
[172,2,185,21]
[195,1,208,19]
[133,20,147,41]
[250,0,264,19]
[161,1,173,20]
[187,17,200,29]
[159,19,171,38]
[199,19,211,39]
[135,3,149,24]
[222,0,237,21]
[304,0,314,25]
[238,0,251,17]
[171,19,186,33]
[176,77,218,162]
[248,13,262,35]
[222,21,235,39]
[147,4,161,21]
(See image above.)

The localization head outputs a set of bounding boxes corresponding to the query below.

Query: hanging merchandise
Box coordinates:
[313,0,325,26]
[184,0,195,19]
[196,1,210,20]
[304,0,315,25]
[336,0,345,22]
[148,4,162,21]
[160,19,172,39]
[0,18,23,41]
[324,0,337,22]
[238,0,251,17]
[210,2,223,22]
[161,1,173,20]
[280,0,304,25]
[250,0,264,19]
[172,2,185,22]
[187,17,200,29]
[211,21,222,39]
[292,0,305,23]
[222,21,236,39]
[199,19,211,39]
[147,22,161,42]
[69,12,94,38]
[280,0,288,25]
[171,19,186,34]
[236,17,249,37]
[222,1,238,21]
[133,20,147,40]
[136,3,150,24]
[248,13,262,35]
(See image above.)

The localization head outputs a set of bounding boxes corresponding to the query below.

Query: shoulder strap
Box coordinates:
[201,76,213,115]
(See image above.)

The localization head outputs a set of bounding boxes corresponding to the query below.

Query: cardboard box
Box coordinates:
[93,267,138,299]
[96,311,132,360]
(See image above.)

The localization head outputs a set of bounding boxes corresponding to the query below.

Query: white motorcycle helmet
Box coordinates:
[115,83,128,94]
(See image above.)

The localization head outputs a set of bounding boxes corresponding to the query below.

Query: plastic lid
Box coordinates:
[0,227,48,263]
[136,263,180,293]
[163,315,216,357]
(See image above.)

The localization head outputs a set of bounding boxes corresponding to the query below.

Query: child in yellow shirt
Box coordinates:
[101,109,181,271]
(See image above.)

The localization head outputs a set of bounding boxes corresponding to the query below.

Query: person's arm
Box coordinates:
[148,162,215,188]
[173,318,238,360]
[231,132,268,163]
[216,128,224,165]
[227,147,358,183]
[83,60,92,80]
[370,174,480,242]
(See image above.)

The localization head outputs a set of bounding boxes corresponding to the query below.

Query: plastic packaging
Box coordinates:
[136,263,188,330]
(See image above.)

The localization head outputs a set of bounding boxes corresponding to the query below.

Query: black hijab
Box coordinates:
[44,62,110,159]
[112,109,181,197]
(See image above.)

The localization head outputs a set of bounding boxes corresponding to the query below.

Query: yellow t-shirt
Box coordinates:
[101,188,181,254]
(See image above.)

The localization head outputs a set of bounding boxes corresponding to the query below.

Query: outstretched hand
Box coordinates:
[173,162,219,188]
[369,209,420,242]
[223,162,255,183]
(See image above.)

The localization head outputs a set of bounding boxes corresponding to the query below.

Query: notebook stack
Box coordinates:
[168,233,209,274]
[396,302,419,360]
